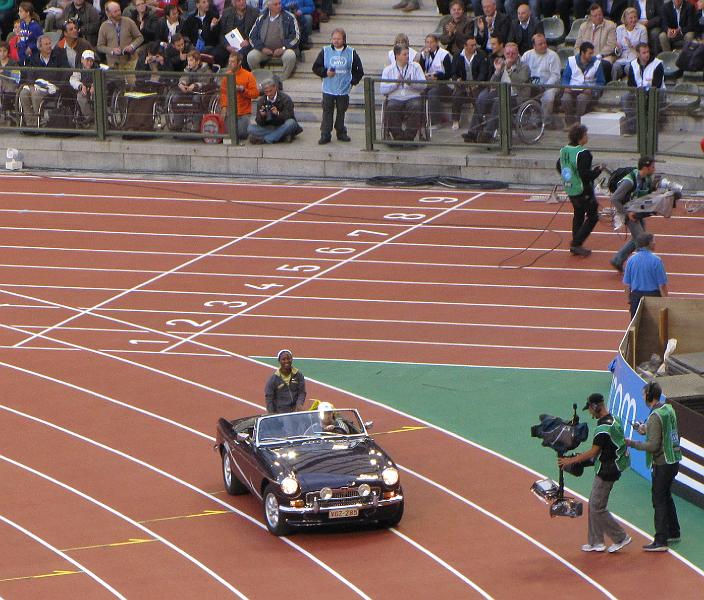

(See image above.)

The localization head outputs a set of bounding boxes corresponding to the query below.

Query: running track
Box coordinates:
[0,174,703,599]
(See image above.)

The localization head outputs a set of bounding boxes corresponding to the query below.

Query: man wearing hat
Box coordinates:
[264,350,307,413]
[609,155,659,273]
[559,393,631,553]
[625,381,682,551]
[622,232,668,318]
[69,49,98,124]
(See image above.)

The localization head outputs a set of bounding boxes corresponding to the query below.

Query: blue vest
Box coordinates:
[322,45,354,96]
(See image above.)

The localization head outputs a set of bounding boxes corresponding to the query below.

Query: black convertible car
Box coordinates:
[214,408,404,535]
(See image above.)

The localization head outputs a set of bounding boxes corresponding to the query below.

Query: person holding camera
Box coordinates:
[97,2,144,72]
[558,393,632,554]
[625,381,682,551]
[312,28,364,145]
[248,79,302,144]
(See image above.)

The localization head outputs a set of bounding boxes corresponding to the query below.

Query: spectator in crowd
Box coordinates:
[182,0,220,54]
[124,0,157,44]
[215,0,258,67]
[512,3,543,54]
[248,78,302,143]
[521,32,561,129]
[380,44,426,142]
[626,0,662,53]
[575,4,617,81]
[387,33,417,65]
[69,48,97,123]
[696,0,704,39]
[451,35,489,131]
[0,41,20,120]
[561,41,606,127]
[486,34,506,76]
[474,0,513,54]
[97,2,144,71]
[265,349,307,413]
[316,0,333,24]
[44,0,72,34]
[136,40,172,77]
[171,48,211,129]
[8,20,22,63]
[152,4,183,45]
[621,42,665,135]
[247,0,299,80]
[61,0,102,47]
[219,50,258,140]
[613,6,647,79]
[282,0,314,51]
[557,123,602,256]
[621,232,667,317]
[19,34,69,128]
[440,0,473,55]
[466,41,529,143]
[57,18,93,68]
[312,27,364,144]
[417,32,452,127]
[609,155,659,272]
[164,33,192,71]
[659,0,696,51]
[17,2,44,64]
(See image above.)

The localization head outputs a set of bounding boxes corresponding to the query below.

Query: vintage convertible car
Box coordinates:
[214,408,404,535]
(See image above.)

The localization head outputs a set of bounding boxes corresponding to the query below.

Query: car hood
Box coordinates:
[259,437,396,491]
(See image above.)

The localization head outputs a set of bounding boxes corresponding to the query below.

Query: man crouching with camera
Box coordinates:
[247,79,302,144]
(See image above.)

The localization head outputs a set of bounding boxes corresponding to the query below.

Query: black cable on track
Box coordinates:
[365,175,509,190]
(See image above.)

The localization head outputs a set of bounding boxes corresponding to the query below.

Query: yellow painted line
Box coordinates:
[139,509,229,524]
[375,425,429,435]
[0,569,79,583]
[62,538,155,552]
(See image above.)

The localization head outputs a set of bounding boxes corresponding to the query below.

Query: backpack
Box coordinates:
[676,40,704,72]
[607,166,635,193]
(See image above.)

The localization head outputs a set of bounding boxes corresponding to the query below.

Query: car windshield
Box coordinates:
[257,409,364,443]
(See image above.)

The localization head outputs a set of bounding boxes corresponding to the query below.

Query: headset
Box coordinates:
[644,381,662,404]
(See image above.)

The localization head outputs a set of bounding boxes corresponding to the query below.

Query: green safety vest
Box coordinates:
[646,404,682,468]
[622,169,652,198]
[559,145,585,196]
[593,416,630,475]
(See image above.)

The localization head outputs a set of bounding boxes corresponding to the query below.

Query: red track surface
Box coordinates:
[0,174,702,599]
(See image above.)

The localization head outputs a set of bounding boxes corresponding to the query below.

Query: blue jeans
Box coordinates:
[248,118,299,143]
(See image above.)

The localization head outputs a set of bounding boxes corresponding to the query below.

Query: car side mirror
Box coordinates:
[236,432,250,443]
[364,421,374,430]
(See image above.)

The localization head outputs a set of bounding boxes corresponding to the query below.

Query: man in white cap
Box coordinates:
[69,49,98,123]
[264,349,307,413]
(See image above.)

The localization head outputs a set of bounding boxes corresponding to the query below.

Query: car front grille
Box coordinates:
[306,486,382,508]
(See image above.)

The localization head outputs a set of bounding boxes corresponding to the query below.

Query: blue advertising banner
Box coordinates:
[608,352,650,481]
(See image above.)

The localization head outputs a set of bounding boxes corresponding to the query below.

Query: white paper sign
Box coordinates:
[225,28,244,50]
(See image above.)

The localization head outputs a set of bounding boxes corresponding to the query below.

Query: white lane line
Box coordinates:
[389,529,493,599]
[11,188,348,350]
[0,514,127,599]
[0,453,249,599]
[0,404,371,599]
[161,192,487,353]
[394,467,615,599]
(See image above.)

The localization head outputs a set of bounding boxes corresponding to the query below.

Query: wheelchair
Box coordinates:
[164,57,221,133]
[380,93,431,143]
[16,82,74,129]
[489,79,545,145]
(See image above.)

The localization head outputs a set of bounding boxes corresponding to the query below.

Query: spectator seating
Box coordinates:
[564,18,585,47]
[657,51,682,81]
[541,16,565,46]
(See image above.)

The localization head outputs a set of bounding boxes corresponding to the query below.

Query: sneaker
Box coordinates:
[609,258,624,273]
[337,133,351,142]
[451,121,460,130]
[570,245,592,257]
[581,543,607,552]
[608,536,632,553]
[643,541,668,552]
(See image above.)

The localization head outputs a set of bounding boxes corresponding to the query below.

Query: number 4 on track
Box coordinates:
[347,229,388,237]
[245,283,284,290]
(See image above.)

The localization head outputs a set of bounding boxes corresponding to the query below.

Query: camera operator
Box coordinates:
[609,155,658,272]
[247,79,302,144]
[558,393,632,554]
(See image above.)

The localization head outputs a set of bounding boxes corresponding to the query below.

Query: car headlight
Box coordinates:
[280,476,299,495]
[320,487,333,500]
[382,467,399,486]
[358,483,371,497]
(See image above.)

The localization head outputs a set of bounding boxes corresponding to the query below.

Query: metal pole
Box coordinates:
[226,73,238,145]
[93,68,106,141]
[498,82,511,155]
[363,76,375,151]
[647,87,659,156]
[636,87,647,156]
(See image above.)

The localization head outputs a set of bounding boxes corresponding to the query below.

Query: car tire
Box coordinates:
[221,447,248,496]
[378,490,404,528]
[262,483,291,536]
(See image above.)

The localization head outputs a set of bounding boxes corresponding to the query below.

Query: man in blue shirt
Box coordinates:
[623,232,668,318]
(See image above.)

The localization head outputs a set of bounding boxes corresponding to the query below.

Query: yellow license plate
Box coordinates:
[329,508,359,519]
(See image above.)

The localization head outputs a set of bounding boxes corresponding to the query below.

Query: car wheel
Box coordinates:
[262,483,291,536]
[221,448,248,495]
[379,490,404,528]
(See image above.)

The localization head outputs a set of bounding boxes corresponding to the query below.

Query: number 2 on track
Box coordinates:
[166,319,213,328]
